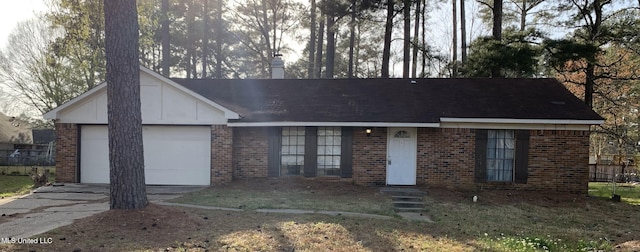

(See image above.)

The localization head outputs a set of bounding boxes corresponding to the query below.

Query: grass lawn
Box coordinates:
[0,175,34,197]
[2,179,640,251]
[589,182,640,205]
[0,167,55,197]
[170,179,396,216]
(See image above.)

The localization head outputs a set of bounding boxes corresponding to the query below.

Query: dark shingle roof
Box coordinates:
[172,78,603,123]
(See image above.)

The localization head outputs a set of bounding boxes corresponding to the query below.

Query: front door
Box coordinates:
[386,128,417,185]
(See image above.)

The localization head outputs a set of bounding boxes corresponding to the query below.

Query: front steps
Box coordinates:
[380,187,426,212]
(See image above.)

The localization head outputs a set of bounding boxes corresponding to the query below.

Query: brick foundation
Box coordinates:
[55,123,78,183]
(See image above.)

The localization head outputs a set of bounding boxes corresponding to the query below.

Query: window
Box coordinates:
[269,127,353,178]
[475,129,529,183]
[281,127,305,175]
[486,130,515,181]
[394,130,410,138]
[317,127,342,176]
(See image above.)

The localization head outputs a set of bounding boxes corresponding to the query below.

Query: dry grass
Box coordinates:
[2,179,640,251]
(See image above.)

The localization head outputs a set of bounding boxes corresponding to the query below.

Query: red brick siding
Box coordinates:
[469,129,590,193]
[352,127,387,186]
[417,128,475,189]
[524,130,590,193]
[232,127,269,178]
[348,127,590,193]
[55,123,78,183]
[211,125,233,185]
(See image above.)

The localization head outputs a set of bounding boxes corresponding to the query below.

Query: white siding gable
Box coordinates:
[48,70,232,124]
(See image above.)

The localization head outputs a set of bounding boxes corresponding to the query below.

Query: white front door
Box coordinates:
[386,128,417,185]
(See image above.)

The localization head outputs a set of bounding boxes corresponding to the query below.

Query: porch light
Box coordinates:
[365,128,372,136]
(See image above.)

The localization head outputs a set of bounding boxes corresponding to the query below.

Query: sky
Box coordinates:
[0,0,48,48]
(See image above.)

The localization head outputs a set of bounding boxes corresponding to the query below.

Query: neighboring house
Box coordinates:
[0,112,32,150]
[43,58,603,193]
[0,113,56,165]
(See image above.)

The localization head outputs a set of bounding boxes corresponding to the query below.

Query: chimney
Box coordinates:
[271,54,285,79]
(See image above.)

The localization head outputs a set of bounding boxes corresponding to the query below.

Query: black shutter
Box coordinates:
[475,129,488,182]
[340,127,353,178]
[267,127,282,177]
[304,127,318,177]
[514,130,530,184]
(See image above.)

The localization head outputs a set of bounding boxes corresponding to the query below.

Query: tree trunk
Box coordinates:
[326,14,335,78]
[186,0,196,78]
[420,0,426,77]
[460,0,467,64]
[520,0,526,31]
[411,0,421,78]
[215,0,223,78]
[103,0,148,210]
[403,0,410,78]
[583,0,602,108]
[452,0,458,77]
[348,0,356,78]
[261,0,273,68]
[161,0,170,77]
[382,0,394,78]
[315,7,325,78]
[492,0,502,40]
[202,0,209,78]
[308,0,317,79]
[491,0,503,77]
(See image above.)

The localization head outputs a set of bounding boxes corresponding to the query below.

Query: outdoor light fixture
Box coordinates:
[365,128,372,136]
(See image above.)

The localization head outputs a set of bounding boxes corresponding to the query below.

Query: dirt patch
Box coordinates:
[41,203,206,251]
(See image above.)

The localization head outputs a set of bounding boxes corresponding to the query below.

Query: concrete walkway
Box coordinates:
[1,184,432,239]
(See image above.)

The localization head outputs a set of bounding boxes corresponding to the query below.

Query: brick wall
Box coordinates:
[525,130,590,193]
[348,127,590,193]
[471,130,590,193]
[55,123,78,183]
[417,128,475,189]
[232,127,269,178]
[53,123,591,192]
[352,127,387,186]
[211,125,233,184]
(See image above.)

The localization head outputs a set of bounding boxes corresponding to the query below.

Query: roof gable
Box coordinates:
[43,67,239,124]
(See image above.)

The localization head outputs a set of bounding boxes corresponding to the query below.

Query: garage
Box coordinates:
[80,125,211,185]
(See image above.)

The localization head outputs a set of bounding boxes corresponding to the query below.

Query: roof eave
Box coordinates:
[227,121,441,127]
[440,117,604,125]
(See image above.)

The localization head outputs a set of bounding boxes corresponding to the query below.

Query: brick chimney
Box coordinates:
[271,54,284,79]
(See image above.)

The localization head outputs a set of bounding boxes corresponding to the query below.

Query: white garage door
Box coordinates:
[80,125,211,185]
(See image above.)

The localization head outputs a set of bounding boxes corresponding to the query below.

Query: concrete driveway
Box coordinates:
[0,184,204,239]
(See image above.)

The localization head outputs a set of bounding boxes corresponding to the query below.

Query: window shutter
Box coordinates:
[267,127,282,177]
[304,127,318,177]
[340,127,353,178]
[514,130,530,184]
[475,129,488,182]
